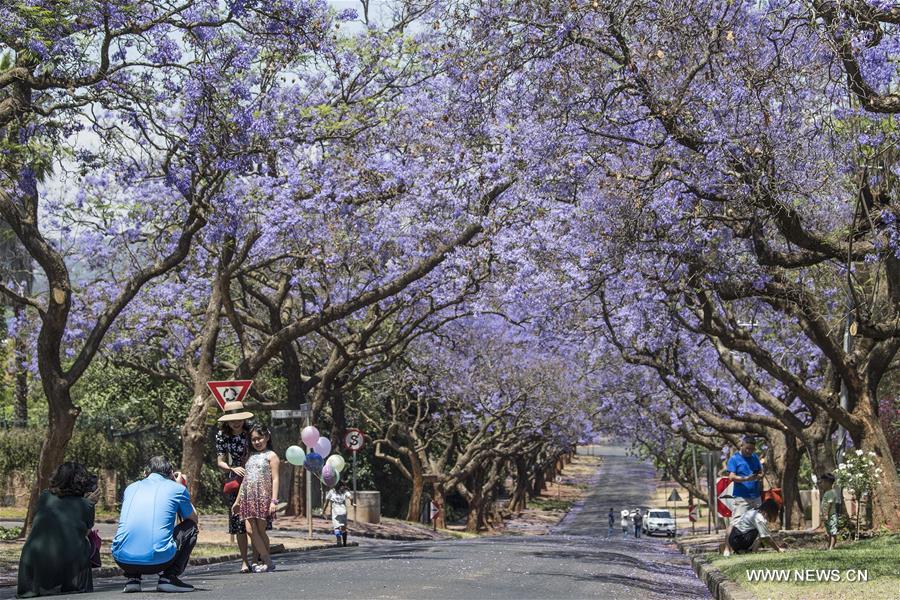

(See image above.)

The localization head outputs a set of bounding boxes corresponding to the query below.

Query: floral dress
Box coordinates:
[216,429,272,533]
[238,450,275,520]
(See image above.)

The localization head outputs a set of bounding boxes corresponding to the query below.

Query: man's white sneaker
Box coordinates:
[123,579,141,593]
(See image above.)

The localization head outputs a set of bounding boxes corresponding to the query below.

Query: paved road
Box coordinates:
[2,447,709,599]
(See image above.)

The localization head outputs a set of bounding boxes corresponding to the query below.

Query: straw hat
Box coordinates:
[217,401,254,422]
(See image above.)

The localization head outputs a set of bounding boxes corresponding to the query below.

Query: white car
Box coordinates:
[642,509,676,537]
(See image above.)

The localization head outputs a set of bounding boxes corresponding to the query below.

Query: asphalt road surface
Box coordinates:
[3,447,709,599]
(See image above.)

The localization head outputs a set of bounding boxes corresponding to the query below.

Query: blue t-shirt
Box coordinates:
[111,473,195,565]
[726,452,762,498]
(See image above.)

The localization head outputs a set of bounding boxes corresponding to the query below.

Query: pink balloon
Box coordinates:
[314,436,331,457]
[301,426,320,449]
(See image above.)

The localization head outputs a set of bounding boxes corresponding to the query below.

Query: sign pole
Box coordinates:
[352,450,357,524]
[707,452,714,535]
[342,429,365,526]
[306,412,312,540]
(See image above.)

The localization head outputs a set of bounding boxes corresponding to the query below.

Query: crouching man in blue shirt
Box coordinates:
[112,456,199,593]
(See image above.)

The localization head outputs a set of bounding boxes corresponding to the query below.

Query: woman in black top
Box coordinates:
[17,462,100,598]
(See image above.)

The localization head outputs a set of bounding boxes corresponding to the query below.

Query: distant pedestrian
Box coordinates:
[723,436,764,556]
[607,508,615,537]
[17,462,101,598]
[632,509,642,538]
[325,484,355,546]
[620,509,629,535]
[112,456,198,593]
[819,473,838,550]
[232,423,280,573]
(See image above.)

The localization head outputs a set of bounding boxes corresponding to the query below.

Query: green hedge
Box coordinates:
[0,428,140,476]
[0,428,226,509]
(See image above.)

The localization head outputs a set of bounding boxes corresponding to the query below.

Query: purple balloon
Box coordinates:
[322,464,339,488]
[313,436,331,457]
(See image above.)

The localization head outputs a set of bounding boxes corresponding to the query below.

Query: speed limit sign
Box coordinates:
[343,428,365,452]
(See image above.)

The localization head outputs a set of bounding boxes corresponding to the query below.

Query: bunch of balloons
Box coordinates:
[285,426,348,488]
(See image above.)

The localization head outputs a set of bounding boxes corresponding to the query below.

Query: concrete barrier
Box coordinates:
[354,491,381,524]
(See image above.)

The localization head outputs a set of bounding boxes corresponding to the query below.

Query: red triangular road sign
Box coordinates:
[207,380,253,410]
[716,477,735,518]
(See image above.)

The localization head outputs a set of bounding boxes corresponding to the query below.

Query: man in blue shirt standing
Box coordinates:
[723,436,764,556]
[112,456,198,593]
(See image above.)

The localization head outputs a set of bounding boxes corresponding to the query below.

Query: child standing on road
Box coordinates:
[819,473,838,550]
[325,484,355,547]
[607,508,615,538]
[232,424,280,573]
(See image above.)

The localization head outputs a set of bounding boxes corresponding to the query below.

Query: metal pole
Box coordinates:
[352,450,357,524]
[707,452,714,535]
[306,413,312,540]
[674,502,677,538]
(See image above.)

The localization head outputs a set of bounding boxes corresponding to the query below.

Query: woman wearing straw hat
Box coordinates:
[215,401,266,573]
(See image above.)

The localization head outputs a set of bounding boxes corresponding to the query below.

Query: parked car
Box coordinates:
[642,509,676,537]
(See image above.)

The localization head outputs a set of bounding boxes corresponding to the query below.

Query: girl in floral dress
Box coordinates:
[232,424,280,573]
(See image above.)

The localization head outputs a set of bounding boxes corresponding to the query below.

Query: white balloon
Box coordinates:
[314,437,332,457]
[326,454,346,473]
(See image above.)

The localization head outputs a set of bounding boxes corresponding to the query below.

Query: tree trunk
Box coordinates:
[433,483,447,529]
[807,436,837,480]
[856,409,900,529]
[180,391,213,502]
[24,386,79,534]
[779,434,804,529]
[405,460,424,522]
[531,467,546,498]
[509,456,530,512]
[286,463,304,516]
[281,345,305,408]
[464,470,483,533]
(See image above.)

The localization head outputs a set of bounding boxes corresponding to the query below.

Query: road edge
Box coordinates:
[88,541,357,581]
[682,550,757,600]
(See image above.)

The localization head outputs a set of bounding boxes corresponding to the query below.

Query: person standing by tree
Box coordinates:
[632,508,643,538]
[819,473,838,550]
[215,402,259,573]
[723,437,764,556]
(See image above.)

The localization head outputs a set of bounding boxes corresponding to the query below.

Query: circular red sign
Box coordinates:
[343,428,365,452]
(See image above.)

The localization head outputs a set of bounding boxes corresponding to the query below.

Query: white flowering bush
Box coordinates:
[834,450,883,538]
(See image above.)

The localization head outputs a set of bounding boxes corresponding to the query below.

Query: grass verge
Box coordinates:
[708,534,900,600]
[0,506,120,521]
[0,543,239,577]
